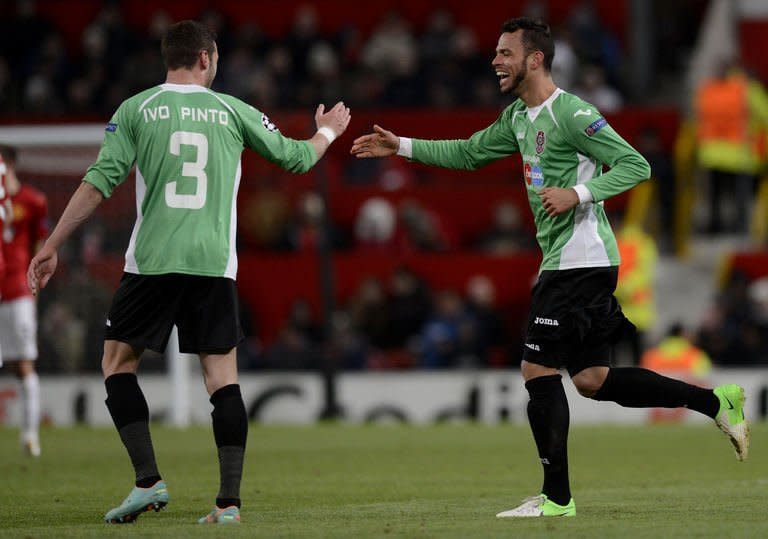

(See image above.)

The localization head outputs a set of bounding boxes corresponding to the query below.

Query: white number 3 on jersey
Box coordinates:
[166,130,208,209]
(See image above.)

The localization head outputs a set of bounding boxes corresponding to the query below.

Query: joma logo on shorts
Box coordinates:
[525,343,540,351]
[534,317,559,326]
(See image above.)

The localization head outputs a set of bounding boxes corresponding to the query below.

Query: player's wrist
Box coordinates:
[572,184,593,204]
[396,137,412,158]
[317,126,337,145]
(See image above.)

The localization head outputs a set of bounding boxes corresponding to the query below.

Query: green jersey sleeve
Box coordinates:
[411,105,519,170]
[562,103,651,202]
[228,98,318,174]
[83,101,138,198]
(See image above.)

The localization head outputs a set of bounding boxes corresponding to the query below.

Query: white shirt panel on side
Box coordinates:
[123,167,147,274]
[223,160,242,280]
[558,153,610,269]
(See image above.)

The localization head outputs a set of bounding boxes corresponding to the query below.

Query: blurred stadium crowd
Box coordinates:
[1,0,768,374]
[0,0,705,115]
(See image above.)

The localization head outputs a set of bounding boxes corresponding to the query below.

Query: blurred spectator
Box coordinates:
[348,277,390,348]
[39,302,86,373]
[568,0,623,88]
[572,64,623,113]
[475,201,534,254]
[261,325,320,370]
[419,290,470,368]
[551,25,578,91]
[279,191,347,251]
[354,197,398,252]
[698,272,764,365]
[397,199,455,252]
[361,10,421,106]
[465,275,505,363]
[328,310,369,370]
[239,190,291,250]
[387,267,432,348]
[694,60,768,234]
[286,297,323,344]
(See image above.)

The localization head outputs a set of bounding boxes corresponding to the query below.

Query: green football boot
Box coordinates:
[496,494,576,518]
[198,505,241,524]
[713,384,749,461]
[104,480,169,524]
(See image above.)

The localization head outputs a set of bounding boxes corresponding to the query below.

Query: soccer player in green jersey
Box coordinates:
[28,20,350,525]
[351,17,748,518]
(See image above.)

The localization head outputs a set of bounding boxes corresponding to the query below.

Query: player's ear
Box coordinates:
[199,49,210,70]
[530,50,543,70]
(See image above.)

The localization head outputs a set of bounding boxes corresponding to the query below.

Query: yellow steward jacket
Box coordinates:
[695,71,768,174]
[616,226,657,331]
[640,336,712,377]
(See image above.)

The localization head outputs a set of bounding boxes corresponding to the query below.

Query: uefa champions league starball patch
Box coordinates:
[535,130,545,153]
[261,113,278,133]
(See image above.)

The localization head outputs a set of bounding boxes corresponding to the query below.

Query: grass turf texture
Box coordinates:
[1,423,766,538]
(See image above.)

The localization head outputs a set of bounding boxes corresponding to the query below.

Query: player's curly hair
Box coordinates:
[500,17,554,71]
[161,20,217,70]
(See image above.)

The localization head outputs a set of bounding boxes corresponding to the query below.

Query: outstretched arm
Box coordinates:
[28,181,104,295]
[350,125,400,158]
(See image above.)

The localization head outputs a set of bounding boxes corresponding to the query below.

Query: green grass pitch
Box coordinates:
[1,423,766,538]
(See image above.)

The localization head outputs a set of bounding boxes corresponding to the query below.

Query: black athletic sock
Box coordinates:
[104,373,161,487]
[525,374,571,506]
[593,367,720,418]
[210,384,248,509]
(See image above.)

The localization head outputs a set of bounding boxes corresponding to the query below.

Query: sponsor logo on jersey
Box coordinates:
[525,342,541,351]
[573,109,592,117]
[523,163,544,187]
[534,316,559,326]
[584,117,607,136]
[262,113,278,133]
[535,130,546,154]
[105,122,118,132]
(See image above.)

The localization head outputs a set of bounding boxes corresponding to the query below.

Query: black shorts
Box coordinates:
[522,267,635,376]
[104,272,244,354]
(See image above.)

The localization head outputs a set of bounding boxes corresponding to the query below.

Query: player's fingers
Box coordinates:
[352,134,374,145]
[373,124,390,136]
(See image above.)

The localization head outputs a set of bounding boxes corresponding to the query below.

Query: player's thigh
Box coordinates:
[105,273,182,353]
[0,297,37,361]
[176,276,244,356]
[522,270,580,372]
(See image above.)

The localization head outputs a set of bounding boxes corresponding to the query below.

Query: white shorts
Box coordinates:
[0,296,38,361]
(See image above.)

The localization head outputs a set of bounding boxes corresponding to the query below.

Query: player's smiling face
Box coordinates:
[492,31,528,95]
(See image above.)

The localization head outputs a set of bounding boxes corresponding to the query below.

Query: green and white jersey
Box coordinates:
[405,88,651,271]
[84,83,318,279]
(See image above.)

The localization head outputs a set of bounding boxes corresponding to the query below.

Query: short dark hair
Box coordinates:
[0,144,18,167]
[500,17,554,71]
[161,20,217,70]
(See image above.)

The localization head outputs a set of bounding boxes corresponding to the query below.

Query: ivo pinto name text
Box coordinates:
[143,105,229,125]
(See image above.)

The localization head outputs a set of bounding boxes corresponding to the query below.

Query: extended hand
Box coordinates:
[27,244,58,296]
[350,125,399,158]
[315,101,351,139]
[539,187,580,217]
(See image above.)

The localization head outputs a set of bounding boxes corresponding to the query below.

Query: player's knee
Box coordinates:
[575,383,599,398]
[571,367,609,398]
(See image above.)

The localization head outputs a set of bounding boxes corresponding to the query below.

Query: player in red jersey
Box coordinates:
[0,145,48,457]
[0,151,7,367]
